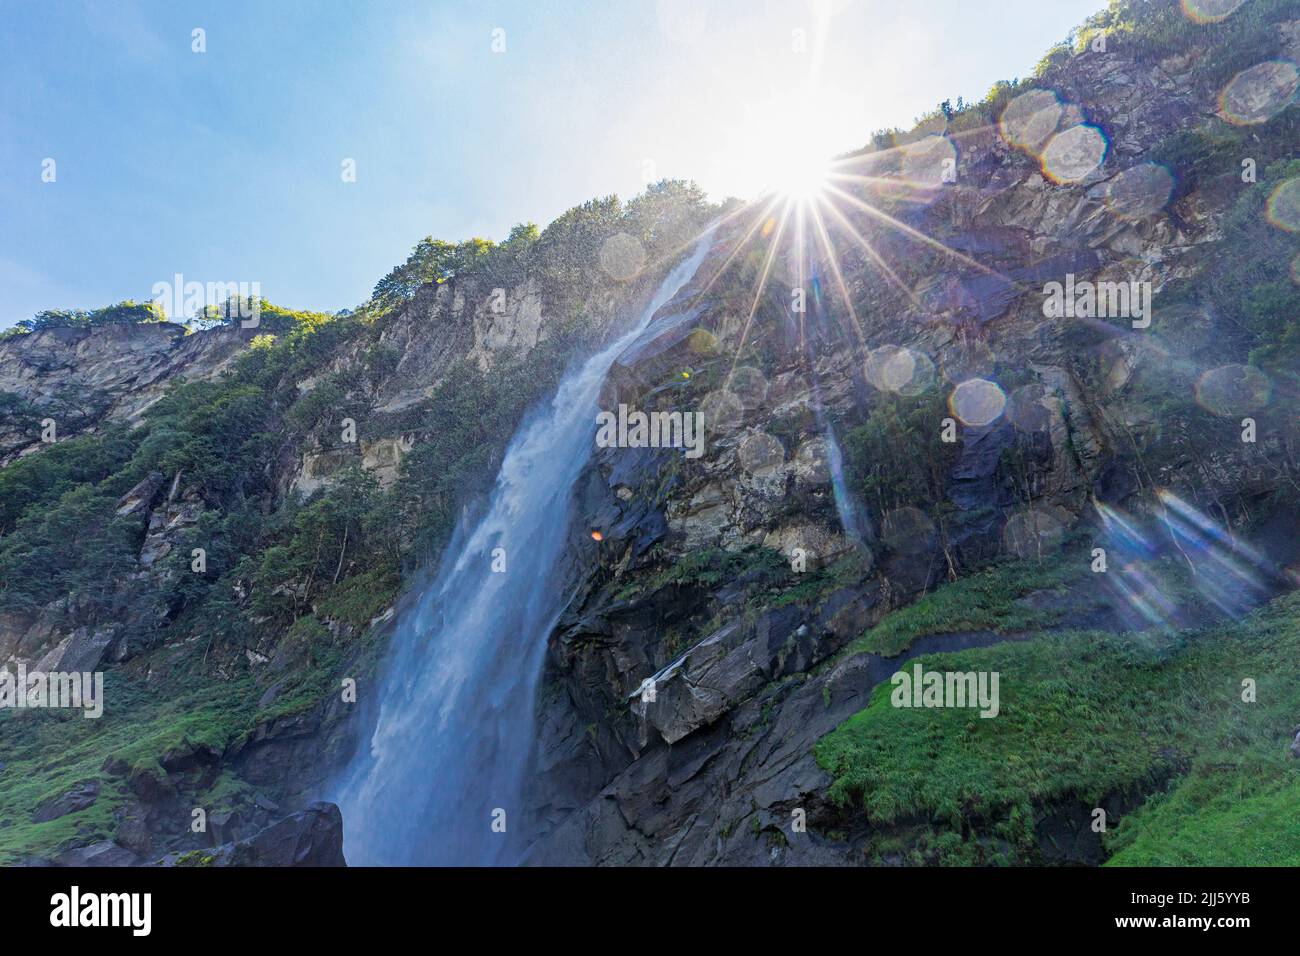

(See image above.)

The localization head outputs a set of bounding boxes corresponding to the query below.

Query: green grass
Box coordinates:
[0,640,353,864]
[844,552,1093,657]
[612,546,788,602]
[0,670,256,863]
[1106,762,1300,866]
[814,591,1300,865]
[817,630,1182,825]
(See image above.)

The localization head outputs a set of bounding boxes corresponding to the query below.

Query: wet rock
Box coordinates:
[206,802,346,867]
[208,809,247,845]
[113,801,155,859]
[127,765,174,803]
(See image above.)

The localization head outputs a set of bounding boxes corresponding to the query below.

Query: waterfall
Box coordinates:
[823,419,869,546]
[331,235,713,865]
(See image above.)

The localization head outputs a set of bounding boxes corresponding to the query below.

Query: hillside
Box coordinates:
[1,0,1297,866]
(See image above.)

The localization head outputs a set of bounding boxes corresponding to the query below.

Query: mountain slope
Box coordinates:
[1,0,1297,866]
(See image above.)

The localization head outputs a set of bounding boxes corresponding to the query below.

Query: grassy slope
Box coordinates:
[814,590,1300,865]
[0,670,251,863]
[844,552,1093,657]
[0,635,355,864]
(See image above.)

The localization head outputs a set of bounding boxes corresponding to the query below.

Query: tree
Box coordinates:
[371,236,499,308]
[11,300,165,334]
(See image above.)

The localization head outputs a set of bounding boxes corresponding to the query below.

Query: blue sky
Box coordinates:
[0,0,1102,326]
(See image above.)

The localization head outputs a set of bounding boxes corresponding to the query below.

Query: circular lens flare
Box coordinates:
[1181,0,1245,23]
[949,378,1007,426]
[1219,61,1299,126]
[1265,177,1300,232]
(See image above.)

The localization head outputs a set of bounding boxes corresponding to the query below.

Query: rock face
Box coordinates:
[369,275,549,414]
[32,780,101,823]
[200,802,346,867]
[517,14,1300,864]
[0,322,254,463]
[0,252,671,674]
[45,802,346,867]
[3,0,1297,867]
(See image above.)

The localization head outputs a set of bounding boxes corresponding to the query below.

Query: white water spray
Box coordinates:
[332,236,712,865]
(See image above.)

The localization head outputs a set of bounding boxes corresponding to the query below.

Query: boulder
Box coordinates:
[32,779,100,823]
[53,841,140,867]
[206,802,346,867]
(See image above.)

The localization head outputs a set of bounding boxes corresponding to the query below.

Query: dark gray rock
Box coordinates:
[53,841,140,867]
[209,802,346,867]
[32,779,99,823]
[115,471,165,517]
[51,625,120,674]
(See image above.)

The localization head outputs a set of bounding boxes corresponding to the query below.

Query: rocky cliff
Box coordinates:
[521,0,1300,864]
[1,0,1297,867]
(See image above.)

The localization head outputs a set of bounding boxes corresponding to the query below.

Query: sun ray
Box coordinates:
[823,181,1018,284]
[634,192,767,285]
[815,191,920,308]
[806,198,871,355]
[687,194,785,308]
[725,196,793,386]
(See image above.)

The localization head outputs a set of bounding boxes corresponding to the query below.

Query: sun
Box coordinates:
[711,86,858,202]
[765,149,833,201]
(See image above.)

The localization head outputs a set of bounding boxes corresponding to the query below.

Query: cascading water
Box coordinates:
[332,235,712,865]
[822,419,869,546]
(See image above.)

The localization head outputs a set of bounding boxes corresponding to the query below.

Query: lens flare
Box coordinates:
[1041,124,1108,184]
[900,135,957,190]
[1156,490,1275,618]
[599,232,646,281]
[1094,499,1156,558]
[949,378,1006,426]
[864,344,934,395]
[1102,162,1174,220]
[686,327,719,356]
[700,389,744,434]
[738,431,785,475]
[822,420,870,545]
[1265,177,1300,232]
[894,350,936,396]
[999,89,1063,153]
[1002,507,1066,559]
[729,365,769,409]
[1194,364,1271,416]
[1180,0,1246,24]
[794,436,832,485]
[1219,61,1299,125]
